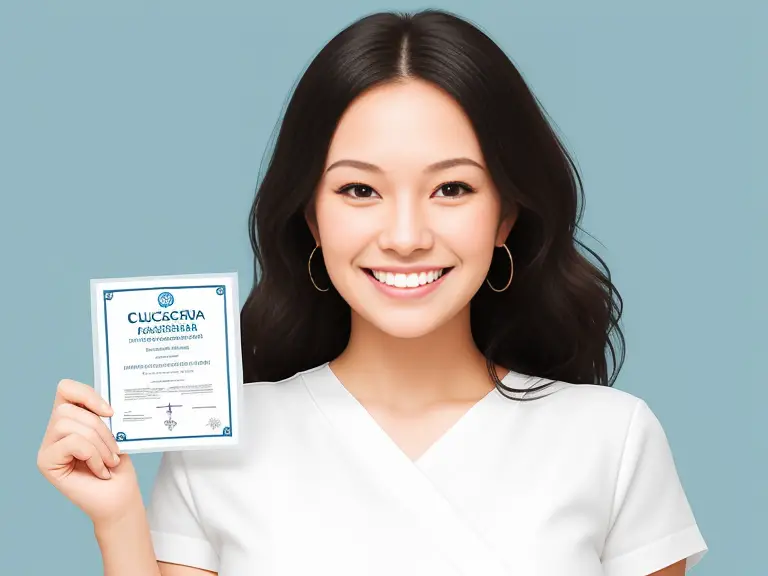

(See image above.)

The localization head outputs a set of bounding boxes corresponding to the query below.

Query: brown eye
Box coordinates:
[433,182,474,198]
[351,185,375,198]
[336,184,380,199]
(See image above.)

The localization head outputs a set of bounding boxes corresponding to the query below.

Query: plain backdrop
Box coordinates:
[0,1,763,574]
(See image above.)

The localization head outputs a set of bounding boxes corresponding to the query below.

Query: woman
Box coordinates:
[37,9,707,576]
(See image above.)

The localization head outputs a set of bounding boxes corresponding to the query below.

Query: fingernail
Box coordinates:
[102,469,111,479]
[113,453,120,464]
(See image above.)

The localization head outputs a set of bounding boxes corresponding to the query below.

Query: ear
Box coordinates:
[495,203,519,246]
[304,203,320,245]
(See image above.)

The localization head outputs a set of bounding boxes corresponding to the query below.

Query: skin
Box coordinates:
[306,78,516,460]
[37,79,687,576]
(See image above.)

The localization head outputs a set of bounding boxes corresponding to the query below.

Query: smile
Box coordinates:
[368,268,448,288]
[363,268,453,295]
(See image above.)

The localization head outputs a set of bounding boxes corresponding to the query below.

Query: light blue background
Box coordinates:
[1,1,763,574]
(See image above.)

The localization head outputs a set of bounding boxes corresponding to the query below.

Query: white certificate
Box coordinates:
[90,273,243,453]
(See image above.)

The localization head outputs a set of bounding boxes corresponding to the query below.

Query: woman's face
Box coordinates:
[308,79,515,339]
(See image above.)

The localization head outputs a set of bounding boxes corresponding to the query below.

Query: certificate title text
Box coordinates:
[128,309,205,335]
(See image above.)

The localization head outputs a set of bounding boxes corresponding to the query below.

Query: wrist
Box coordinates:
[93,494,147,540]
[93,497,160,576]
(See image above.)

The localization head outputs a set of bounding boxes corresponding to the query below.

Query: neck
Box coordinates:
[330,306,500,409]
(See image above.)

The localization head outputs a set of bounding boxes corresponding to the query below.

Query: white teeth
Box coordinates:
[370,269,446,288]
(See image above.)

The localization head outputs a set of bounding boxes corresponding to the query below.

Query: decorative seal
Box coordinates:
[157,291,174,308]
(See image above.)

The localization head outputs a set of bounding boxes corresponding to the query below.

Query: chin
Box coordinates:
[356,308,456,340]
[376,322,440,340]
[338,276,476,340]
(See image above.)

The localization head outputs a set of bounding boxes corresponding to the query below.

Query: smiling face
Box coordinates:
[307,79,516,339]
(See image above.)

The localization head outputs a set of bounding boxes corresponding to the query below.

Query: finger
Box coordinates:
[55,403,121,457]
[42,396,120,458]
[54,379,113,417]
[46,433,112,480]
[50,417,120,469]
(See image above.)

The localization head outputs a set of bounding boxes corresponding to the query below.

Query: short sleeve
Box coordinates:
[601,400,708,576]
[146,451,219,572]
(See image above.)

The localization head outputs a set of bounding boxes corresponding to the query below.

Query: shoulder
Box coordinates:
[502,377,689,508]
[238,362,340,430]
[508,374,671,459]
[165,364,328,473]
[241,362,325,407]
[515,373,650,427]
[237,362,333,441]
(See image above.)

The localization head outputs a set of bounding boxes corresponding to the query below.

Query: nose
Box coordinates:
[377,195,434,256]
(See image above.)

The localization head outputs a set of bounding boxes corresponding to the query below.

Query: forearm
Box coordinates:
[94,499,161,576]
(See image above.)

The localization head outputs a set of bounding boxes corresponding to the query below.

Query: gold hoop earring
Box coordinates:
[308,245,330,292]
[486,244,514,293]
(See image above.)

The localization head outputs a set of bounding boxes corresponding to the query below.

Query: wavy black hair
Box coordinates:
[241,9,625,398]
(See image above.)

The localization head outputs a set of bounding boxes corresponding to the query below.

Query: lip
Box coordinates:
[363,267,451,299]
[365,266,448,274]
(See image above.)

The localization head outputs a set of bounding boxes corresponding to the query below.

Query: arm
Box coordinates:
[601,401,707,575]
[93,497,161,576]
[158,562,217,576]
[93,496,216,576]
[649,559,685,576]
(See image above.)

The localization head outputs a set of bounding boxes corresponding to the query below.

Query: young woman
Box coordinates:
[37,9,707,576]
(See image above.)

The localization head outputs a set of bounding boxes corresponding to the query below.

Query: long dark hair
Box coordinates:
[241,9,625,397]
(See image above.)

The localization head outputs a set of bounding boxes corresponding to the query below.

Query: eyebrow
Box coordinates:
[324,157,486,174]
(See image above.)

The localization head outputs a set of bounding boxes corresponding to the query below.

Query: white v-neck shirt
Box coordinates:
[146,363,707,575]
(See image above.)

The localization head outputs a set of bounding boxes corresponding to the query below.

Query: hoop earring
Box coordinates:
[486,244,514,293]
[308,245,330,292]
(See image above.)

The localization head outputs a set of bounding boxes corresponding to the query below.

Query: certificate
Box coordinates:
[90,273,243,453]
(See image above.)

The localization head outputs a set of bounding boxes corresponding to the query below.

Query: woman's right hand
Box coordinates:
[37,379,142,526]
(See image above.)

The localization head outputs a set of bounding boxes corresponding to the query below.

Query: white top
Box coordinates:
[147,363,707,575]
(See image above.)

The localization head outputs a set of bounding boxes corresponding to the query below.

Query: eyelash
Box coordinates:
[333,181,475,200]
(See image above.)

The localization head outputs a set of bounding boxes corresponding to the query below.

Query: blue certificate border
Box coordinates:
[103,284,234,443]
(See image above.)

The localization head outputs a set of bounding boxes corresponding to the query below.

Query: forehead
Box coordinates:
[325,79,483,170]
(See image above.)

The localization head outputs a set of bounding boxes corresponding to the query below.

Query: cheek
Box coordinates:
[436,202,500,264]
[314,198,371,274]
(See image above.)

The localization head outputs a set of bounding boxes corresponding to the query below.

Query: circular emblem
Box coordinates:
[116,432,127,441]
[216,286,224,295]
[158,291,174,308]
